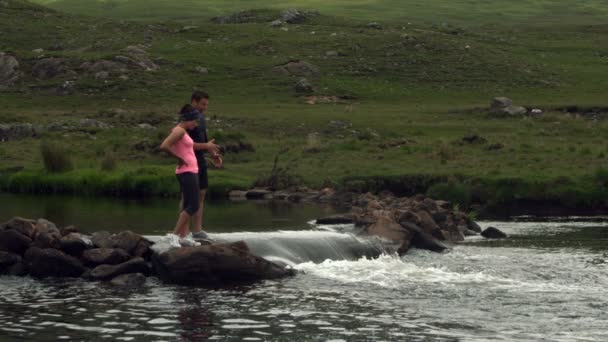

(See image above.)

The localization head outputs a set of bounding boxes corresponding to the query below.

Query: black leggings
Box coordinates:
[176,172,200,216]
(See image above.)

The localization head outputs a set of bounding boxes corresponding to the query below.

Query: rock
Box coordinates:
[0,251,21,273]
[0,53,20,89]
[481,227,507,239]
[82,248,131,266]
[79,119,111,129]
[0,230,32,255]
[504,105,527,116]
[0,123,39,142]
[325,51,339,57]
[273,61,320,77]
[24,247,86,278]
[60,225,80,236]
[270,19,283,27]
[32,58,67,79]
[366,22,383,29]
[294,78,313,93]
[486,142,504,151]
[530,108,543,116]
[60,233,92,256]
[136,123,155,130]
[327,120,351,130]
[246,188,272,199]
[491,97,513,109]
[152,241,294,286]
[414,210,440,234]
[89,257,150,281]
[228,190,248,200]
[110,231,151,257]
[410,230,448,252]
[91,231,113,248]
[82,60,127,74]
[367,216,415,254]
[2,217,36,238]
[461,134,487,144]
[281,9,310,24]
[316,215,354,225]
[109,273,146,287]
[211,10,259,24]
[194,66,209,74]
[466,219,482,233]
[94,71,109,80]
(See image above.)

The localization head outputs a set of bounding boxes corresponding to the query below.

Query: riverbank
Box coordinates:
[1,167,606,217]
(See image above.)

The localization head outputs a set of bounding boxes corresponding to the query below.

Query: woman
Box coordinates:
[160,104,201,246]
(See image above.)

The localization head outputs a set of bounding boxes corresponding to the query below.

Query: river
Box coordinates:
[0,193,607,341]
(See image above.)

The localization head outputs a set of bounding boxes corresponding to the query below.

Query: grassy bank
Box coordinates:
[1,1,607,213]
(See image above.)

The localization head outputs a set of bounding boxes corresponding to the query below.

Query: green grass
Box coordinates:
[1,0,607,211]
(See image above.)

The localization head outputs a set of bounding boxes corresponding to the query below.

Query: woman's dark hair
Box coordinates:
[191,90,209,102]
[180,104,194,114]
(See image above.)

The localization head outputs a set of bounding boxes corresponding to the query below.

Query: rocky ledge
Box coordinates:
[315,192,505,255]
[0,217,294,287]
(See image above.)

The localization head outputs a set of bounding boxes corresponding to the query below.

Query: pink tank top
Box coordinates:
[170,127,199,174]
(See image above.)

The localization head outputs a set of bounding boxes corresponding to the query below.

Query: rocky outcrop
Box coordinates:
[0,52,20,89]
[0,123,40,142]
[32,58,68,79]
[0,217,295,287]
[152,241,295,286]
[274,60,319,77]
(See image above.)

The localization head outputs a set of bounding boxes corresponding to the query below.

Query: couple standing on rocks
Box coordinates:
[160,91,222,247]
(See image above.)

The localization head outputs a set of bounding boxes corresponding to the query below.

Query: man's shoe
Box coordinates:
[192,230,211,240]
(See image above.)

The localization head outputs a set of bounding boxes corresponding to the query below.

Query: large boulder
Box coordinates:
[273,60,319,77]
[59,233,92,256]
[89,257,150,281]
[109,231,151,258]
[152,241,294,286]
[0,123,39,142]
[32,219,62,249]
[410,229,449,252]
[32,58,67,79]
[0,251,22,274]
[24,247,86,278]
[82,248,131,266]
[0,230,32,255]
[91,231,113,248]
[0,52,20,89]
[481,227,508,239]
[367,216,414,254]
[1,217,36,238]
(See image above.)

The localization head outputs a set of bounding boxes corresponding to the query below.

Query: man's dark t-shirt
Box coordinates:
[186,110,208,164]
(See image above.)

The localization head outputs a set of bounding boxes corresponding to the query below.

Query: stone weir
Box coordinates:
[315,192,504,254]
[0,217,293,287]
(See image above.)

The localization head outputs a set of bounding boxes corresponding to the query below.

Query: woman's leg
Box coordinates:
[173,210,191,238]
[175,173,200,238]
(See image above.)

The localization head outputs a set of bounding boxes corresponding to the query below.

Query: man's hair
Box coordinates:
[191,90,209,103]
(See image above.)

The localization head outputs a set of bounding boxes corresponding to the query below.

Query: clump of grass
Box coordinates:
[100,154,118,171]
[437,142,456,165]
[41,141,73,173]
[426,182,472,208]
[304,133,323,153]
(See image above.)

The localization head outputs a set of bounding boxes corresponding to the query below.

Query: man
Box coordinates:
[185,90,221,239]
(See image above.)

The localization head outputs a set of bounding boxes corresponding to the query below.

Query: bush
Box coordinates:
[426,182,472,208]
[100,154,117,171]
[40,141,73,173]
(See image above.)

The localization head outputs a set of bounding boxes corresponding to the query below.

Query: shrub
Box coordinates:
[40,141,73,173]
[426,182,472,207]
[100,154,117,171]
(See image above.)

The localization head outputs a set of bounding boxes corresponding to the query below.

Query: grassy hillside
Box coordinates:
[1,0,607,211]
[33,0,608,26]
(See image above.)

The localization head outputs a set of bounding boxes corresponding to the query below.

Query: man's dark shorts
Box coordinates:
[198,161,208,190]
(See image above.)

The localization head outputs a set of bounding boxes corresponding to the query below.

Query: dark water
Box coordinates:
[1,194,607,341]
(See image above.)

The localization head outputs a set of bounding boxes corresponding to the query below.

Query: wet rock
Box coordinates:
[273,60,319,77]
[110,231,151,257]
[82,248,131,266]
[60,225,80,236]
[89,257,150,281]
[1,217,36,238]
[32,58,67,79]
[367,216,415,254]
[91,231,113,248]
[32,219,62,249]
[0,53,20,89]
[0,123,39,142]
[60,233,92,256]
[316,215,354,225]
[246,188,272,199]
[24,247,86,278]
[481,226,507,239]
[414,210,441,234]
[0,251,21,273]
[109,273,146,287]
[152,241,294,286]
[466,218,482,233]
[410,230,448,252]
[0,230,32,255]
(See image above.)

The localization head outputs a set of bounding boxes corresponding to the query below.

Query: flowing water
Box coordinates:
[1,194,607,341]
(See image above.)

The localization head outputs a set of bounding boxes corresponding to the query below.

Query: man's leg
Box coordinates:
[192,189,206,233]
